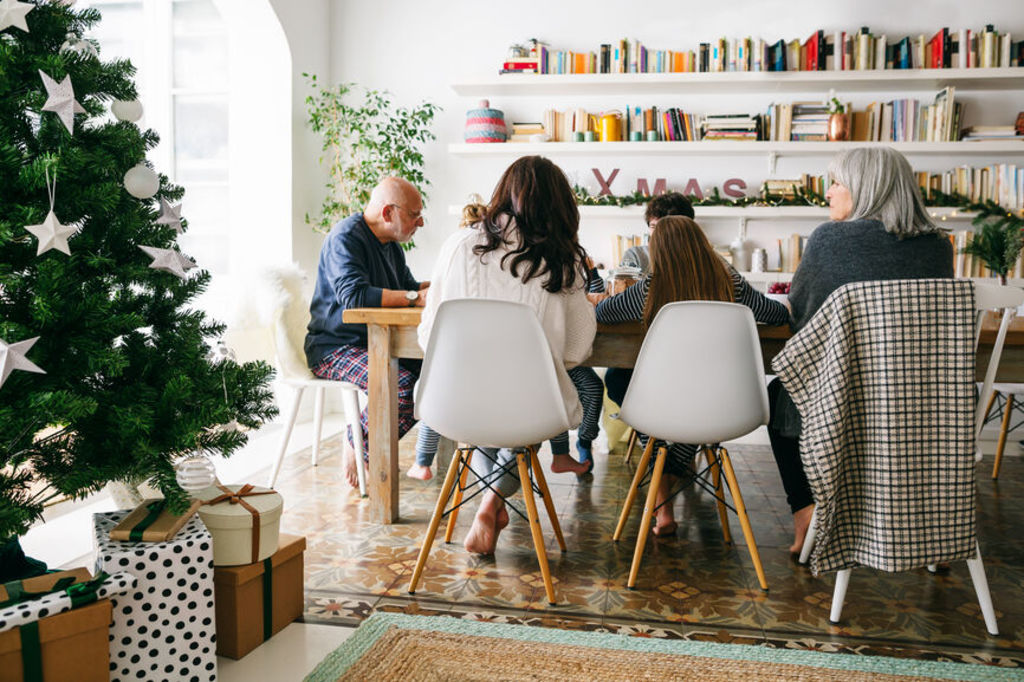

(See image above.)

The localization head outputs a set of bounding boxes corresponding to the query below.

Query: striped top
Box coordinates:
[595,263,789,326]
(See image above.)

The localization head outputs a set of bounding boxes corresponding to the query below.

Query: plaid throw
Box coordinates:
[772,279,977,575]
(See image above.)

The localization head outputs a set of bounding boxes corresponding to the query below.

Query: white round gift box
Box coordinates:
[195,484,283,566]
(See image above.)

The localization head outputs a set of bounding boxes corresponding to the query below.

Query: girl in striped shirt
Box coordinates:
[594,215,789,536]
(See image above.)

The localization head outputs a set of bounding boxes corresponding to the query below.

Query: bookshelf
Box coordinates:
[447,66,1024,281]
[451,68,1024,97]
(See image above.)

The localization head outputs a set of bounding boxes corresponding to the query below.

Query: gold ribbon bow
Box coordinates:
[203,484,277,564]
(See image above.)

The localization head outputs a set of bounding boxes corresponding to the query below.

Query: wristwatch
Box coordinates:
[405,290,419,307]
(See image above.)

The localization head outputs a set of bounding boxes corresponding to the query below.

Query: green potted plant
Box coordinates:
[963,206,1024,285]
[304,74,440,245]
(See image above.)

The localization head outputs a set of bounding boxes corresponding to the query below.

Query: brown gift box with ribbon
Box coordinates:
[108,497,203,542]
[213,533,305,659]
[0,569,111,682]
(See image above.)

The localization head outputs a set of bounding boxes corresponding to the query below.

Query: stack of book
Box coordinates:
[917,163,1023,208]
[508,122,546,142]
[701,113,760,141]
[790,103,830,141]
[960,125,1021,141]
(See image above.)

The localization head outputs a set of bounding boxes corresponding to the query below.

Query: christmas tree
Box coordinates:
[0,2,277,559]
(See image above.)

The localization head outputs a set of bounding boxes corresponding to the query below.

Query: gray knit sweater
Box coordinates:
[789,219,954,332]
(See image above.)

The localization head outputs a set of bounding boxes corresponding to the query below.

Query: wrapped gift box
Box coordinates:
[196,484,283,567]
[108,498,202,542]
[0,569,136,682]
[213,534,305,659]
[94,511,217,682]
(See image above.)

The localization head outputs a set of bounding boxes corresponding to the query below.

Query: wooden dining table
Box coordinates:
[342,306,1024,524]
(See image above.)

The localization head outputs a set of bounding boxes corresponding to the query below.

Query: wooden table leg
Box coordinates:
[367,324,400,523]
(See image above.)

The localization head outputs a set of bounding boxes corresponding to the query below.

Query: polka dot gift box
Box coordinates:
[93,511,217,682]
[464,99,508,143]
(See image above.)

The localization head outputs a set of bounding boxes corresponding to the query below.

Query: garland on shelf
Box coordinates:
[928,190,1024,281]
[573,185,828,208]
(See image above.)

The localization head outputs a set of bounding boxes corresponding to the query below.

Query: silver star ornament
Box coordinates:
[139,245,190,279]
[39,69,86,134]
[155,198,183,233]
[0,337,46,389]
[25,210,77,255]
[0,0,33,33]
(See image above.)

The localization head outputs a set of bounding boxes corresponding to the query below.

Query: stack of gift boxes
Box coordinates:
[0,483,305,681]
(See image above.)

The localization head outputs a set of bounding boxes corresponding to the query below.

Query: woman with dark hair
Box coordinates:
[596,216,788,535]
[417,156,598,554]
[769,146,953,554]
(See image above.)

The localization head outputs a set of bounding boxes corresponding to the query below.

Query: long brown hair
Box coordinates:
[474,156,588,293]
[642,216,734,329]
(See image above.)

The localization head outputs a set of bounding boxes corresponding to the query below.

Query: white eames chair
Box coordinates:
[406,299,571,605]
[264,268,367,496]
[798,281,1024,636]
[612,301,770,592]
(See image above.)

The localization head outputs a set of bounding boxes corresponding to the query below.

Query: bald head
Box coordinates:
[364,177,424,244]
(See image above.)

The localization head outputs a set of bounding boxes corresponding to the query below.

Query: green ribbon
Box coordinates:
[129,499,167,541]
[262,557,273,641]
[20,621,42,682]
[65,571,109,608]
[0,575,76,609]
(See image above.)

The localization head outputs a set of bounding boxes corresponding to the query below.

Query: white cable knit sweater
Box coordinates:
[418,223,597,426]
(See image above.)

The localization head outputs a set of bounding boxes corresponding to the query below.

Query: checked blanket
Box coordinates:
[773,279,977,575]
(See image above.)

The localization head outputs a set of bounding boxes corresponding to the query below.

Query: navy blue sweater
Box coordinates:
[304,213,419,366]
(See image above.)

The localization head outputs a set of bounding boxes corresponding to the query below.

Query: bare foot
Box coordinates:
[550,453,591,476]
[464,508,498,555]
[789,504,815,554]
[652,520,678,537]
[341,441,360,488]
[406,464,433,481]
[496,505,509,531]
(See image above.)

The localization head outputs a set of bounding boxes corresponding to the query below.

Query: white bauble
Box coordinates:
[111,99,143,122]
[123,163,158,198]
[175,454,218,494]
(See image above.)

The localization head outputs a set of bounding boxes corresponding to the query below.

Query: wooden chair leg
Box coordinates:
[705,445,732,544]
[983,389,999,424]
[529,446,567,552]
[627,446,667,589]
[517,451,557,605]
[408,447,464,594]
[993,392,1013,480]
[718,447,768,591]
[624,428,638,464]
[444,449,472,543]
[613,437,656,541]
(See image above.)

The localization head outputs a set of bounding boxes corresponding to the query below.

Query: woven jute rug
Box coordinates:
[305,613,1015,681]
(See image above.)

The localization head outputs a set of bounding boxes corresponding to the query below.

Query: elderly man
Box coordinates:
[304,177,429,487]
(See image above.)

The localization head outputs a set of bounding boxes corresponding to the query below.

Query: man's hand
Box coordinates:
[415,289,428,307]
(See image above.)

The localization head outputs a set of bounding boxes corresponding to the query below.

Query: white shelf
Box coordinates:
[452,68,1024,97]
[447,205,978,220]
[449,140,1024,157]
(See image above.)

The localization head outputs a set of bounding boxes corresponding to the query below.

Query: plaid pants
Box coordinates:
[311,345,420,461]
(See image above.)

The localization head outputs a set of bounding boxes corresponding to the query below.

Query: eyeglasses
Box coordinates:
[389,204,423,221]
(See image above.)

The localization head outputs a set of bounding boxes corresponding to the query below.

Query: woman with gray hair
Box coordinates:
[768,146,953,553]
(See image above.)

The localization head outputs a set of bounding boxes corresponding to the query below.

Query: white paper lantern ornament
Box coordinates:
[111,99,143,123]
[123,163,158,198]
[175,454,217,494]
[59,32,97,59]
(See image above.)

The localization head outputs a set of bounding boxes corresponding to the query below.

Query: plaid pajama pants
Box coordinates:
[311,345,420,461]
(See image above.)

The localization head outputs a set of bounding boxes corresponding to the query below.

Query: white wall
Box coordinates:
[321,0,1024,273]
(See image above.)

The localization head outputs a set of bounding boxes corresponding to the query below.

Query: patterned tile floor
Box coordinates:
[271,428,1024,669]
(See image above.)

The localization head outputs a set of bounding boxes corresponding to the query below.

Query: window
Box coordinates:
[82,0,231,274]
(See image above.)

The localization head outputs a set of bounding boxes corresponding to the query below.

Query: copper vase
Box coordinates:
[828,113,851,142]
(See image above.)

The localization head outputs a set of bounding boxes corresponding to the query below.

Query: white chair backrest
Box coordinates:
[620,301,769,444]
[415,298,573,448]
[973,281,1024,442]
[264,267,316,381]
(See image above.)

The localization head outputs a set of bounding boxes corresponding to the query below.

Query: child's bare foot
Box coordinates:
[496,505,509,531]
[341,441,360,488]
[789,504,815,554]
[550,453,591,475]
[406,463,433,480]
